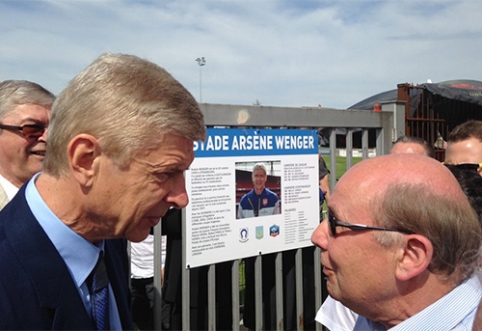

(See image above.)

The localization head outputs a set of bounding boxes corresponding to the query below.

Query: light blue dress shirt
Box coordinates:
[354,274,482,331]
[25,174,122,330]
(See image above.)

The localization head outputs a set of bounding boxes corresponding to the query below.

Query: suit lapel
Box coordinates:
[2,186,93,330]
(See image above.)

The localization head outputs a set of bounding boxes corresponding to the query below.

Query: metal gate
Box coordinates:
[150,103,400,331]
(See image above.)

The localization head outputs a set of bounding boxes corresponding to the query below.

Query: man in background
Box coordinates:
[0,80,54,209]
[445,120,482,175]
[0,53,205,329]
[390,135,435,157]
[319,154,331,202]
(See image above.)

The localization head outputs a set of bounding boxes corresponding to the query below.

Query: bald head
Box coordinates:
[333,154,480,282]
[341,154,463,199]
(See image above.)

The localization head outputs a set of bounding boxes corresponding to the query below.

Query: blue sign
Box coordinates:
[194,128,318,157]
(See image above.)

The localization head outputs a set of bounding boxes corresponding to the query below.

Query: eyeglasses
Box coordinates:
[327,211,414,236]
[0,123,46,139]
[445,163,482,171]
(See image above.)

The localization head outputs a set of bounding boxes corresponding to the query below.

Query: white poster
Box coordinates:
[185,128,319,268]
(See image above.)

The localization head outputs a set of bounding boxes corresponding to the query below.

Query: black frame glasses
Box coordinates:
[0,124,46,139]
[327,211,414,236]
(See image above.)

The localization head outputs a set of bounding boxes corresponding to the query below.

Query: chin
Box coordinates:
[127,230,151,243]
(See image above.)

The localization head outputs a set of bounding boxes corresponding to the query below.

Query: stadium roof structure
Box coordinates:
[349,79,482,110]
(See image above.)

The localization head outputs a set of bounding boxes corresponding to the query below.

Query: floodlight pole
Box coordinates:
[195,57,206,103]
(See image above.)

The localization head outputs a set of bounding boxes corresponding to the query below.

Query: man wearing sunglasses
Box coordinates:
[0,80,54,210]
[445,120,482,175]
[317,135,436,331]
[311,154,482,330]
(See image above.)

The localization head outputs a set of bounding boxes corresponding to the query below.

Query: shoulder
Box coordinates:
[263,188,279,199]
[240,190,254,201]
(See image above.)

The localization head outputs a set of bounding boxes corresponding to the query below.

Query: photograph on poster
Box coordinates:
[236,160,281,220]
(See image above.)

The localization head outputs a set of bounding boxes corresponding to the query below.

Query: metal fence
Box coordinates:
[151,103,402,330]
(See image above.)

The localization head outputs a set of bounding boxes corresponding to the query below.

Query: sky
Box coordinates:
[1,0,481,109]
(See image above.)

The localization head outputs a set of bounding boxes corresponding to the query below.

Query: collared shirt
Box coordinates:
[354,274,482,331]
[25,174,122,330]
[315,295,358,331]
[0,173,20,200]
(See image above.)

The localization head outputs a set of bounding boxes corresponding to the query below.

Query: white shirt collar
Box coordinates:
[0,173,20,200]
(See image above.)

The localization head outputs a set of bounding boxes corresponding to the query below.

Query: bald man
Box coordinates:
[317,137,435,330]
[312,154,482,330]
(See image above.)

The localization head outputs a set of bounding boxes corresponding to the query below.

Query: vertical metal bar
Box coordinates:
[153,223,163,330]
[329,129,337,188]
[295,248,304,331]
[362,129,369,160]
[376,129,383,157]
[182,209,190,331]
[313,247,323,331]
[232,260,240,331]
[346,129,353,169]
[208,264,216,330]
[275,252,284,331]
[255,255,263,330]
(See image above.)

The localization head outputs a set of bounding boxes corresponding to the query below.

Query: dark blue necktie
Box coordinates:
[87,252,110,330]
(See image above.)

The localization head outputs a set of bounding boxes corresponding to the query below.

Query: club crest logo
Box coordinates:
[255,226,264,239]
[269,225,280,237]
[239,228,249,242]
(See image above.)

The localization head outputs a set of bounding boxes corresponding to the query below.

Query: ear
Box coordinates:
[395,235,433,281]
[67,134,101,187]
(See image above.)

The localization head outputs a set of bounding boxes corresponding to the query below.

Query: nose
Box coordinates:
[39,126,48,142]
[165,173,189,209]
[311,218,330,250]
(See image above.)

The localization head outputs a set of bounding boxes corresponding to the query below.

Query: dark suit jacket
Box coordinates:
[0,185,133,330]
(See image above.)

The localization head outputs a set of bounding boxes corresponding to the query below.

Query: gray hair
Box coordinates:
[372,182,481,284]
[43,53,206,176]
[0,80,55,122]
[252,163,267,175]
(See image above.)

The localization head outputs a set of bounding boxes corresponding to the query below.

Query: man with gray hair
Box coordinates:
[238,162,280,219]
[0,53,206,329]
[0,80,54,209]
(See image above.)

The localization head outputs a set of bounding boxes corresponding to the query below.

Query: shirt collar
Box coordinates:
[25,173,103,287]
[358,274,482,331]
[0,172,20,200]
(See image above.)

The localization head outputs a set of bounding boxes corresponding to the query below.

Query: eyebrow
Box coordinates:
[17,117,48,125]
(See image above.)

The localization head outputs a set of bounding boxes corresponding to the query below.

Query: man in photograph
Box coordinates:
[238,162,280,219]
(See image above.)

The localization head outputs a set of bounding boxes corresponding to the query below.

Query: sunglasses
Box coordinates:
[327,211,414,236]
[445,163,482,171]
[0,123,46,139]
